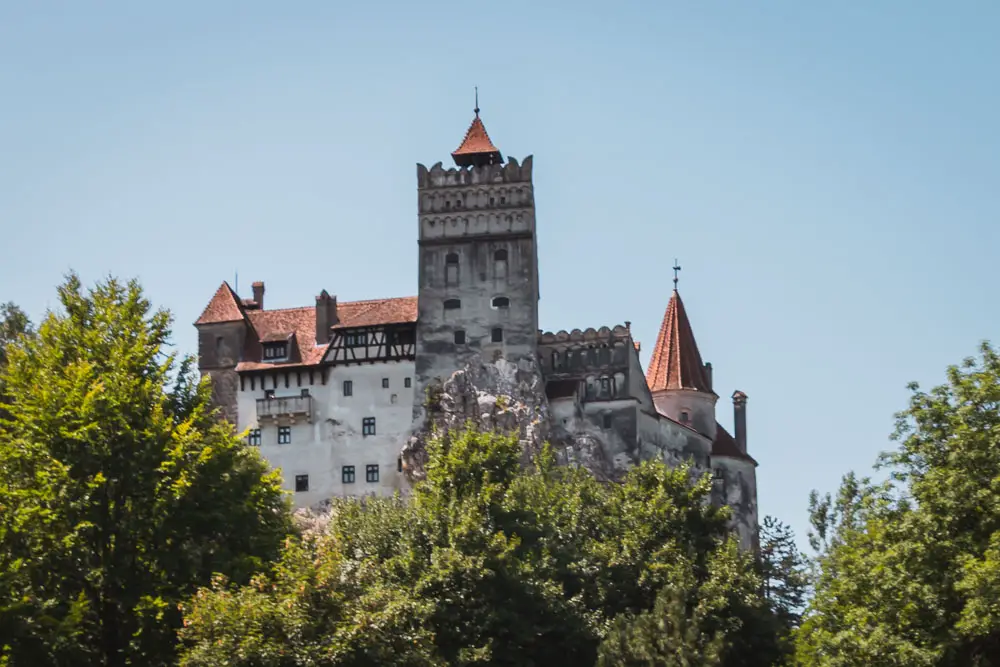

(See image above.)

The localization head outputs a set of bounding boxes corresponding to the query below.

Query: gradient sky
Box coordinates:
[3,1,999,551]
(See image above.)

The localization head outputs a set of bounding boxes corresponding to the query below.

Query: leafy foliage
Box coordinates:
[0,274,292,667]
[796,341,1000,666]
[180,428,779,666]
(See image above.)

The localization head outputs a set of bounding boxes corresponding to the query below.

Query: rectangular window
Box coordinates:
[382,377,389,389]
[362,417,376,436]
[300,388,310,397]
[264,389,275,400]
[397,457,403,472]
[295,474,309,492]
[343,380,353,397]
[278,426,291,444]
[404,377,412,388]
[602,413,612,429]
[491,327,503,343]
[454,330,466,345]
[342,465,356,484]
[247,428,261,446]
[366,464,379,483]
[345,332,367,347]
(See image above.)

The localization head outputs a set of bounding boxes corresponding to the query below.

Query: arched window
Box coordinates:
[494,249,508,261]
[680,411,690,424]
[445,252,459,285]
[491,296,510,309]
[443,299,461,310]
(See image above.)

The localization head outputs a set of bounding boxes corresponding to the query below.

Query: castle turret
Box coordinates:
[413,102,539,419]
[194,282,250,424]
[645,287,718,439]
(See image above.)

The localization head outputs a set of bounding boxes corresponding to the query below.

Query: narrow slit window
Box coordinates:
[445,252,460,285]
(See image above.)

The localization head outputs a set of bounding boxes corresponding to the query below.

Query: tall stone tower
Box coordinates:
[413,104,539,419]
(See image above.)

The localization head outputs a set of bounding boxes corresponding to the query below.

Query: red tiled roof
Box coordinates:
[195,282,245,325]
[646,290,712,393]
[452,114,501,158]
[332,296,418,329]
[712,423,757,465]
[235,296,417,372]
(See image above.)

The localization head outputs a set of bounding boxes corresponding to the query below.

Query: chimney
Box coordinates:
[732,390,748,453]
[251,281,265,309]
[315,290,338,344]
[703,362,713,391]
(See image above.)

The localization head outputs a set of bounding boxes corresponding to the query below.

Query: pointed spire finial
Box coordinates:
[672,259,681,289]
[474,86,480,116]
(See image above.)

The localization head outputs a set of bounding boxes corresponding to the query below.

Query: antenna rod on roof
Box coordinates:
[474,86,479,116]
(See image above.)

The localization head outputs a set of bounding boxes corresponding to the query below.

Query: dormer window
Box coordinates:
[262,342,288,361]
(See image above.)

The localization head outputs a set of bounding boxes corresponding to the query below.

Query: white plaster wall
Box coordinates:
[637,410,712,472]
[236,361,415,507]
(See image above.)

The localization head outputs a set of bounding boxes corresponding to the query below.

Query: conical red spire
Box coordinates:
[646,289,712,393]
[452,95,503,167]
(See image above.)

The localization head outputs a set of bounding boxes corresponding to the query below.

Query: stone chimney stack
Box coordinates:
[315,290,338,344]
[732,390,748,453]
[251,281,265,309]
[704,362,713,392]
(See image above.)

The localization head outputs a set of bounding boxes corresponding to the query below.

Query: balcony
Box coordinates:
[256,395,312,423]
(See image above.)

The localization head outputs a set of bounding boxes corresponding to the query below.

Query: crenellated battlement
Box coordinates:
[417,155,533,189]
[538,325,632,345]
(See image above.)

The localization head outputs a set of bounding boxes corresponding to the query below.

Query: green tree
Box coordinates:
[596,541,760,667]
[757,516,808,660]
[796,342,1000,666]
[0,301,33,411]
[0,274,292,667]
[181,427,776,667]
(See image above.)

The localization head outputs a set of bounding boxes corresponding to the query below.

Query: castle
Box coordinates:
[194,106,759,550]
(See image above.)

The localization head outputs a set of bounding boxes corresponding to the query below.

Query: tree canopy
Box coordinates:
[179,429,784,667]
[797,341,1000,666]
[0,275,293,667]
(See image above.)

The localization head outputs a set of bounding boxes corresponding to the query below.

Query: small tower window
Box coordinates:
[491,296,510,309]
[445,252,460,285]
[491,327,503,343]
[494,248,508,280]
[680,411,690,424]
[295,474,309,492]
[444,299,461,310]
[454,330,466,345]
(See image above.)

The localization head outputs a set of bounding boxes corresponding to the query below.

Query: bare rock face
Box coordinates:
[402,354,620,482]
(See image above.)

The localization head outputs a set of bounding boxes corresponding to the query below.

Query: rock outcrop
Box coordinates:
[402,354,622,483]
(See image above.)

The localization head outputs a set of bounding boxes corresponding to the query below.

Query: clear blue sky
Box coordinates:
[3,1,998,550]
